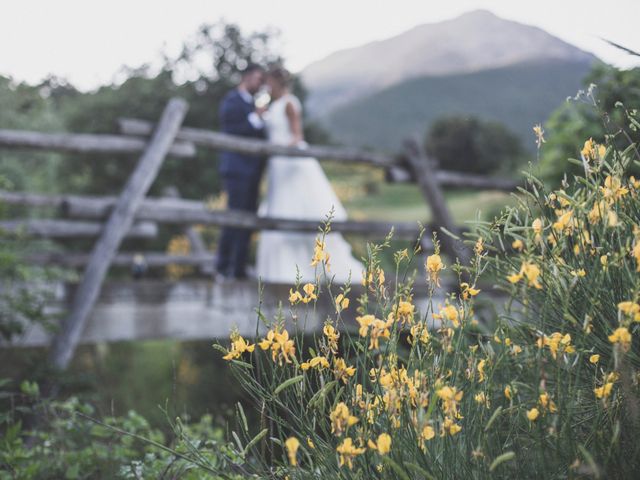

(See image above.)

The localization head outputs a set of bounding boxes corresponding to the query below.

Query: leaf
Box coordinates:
[382,456,411,480]
[243,428,268,456]
[236,402,249,434]
[308,380,337,409]
[484,406,502,432]
[405,462,435,480]
[273,375,304,395]
[230,359,253,369]
[489,451,516,472]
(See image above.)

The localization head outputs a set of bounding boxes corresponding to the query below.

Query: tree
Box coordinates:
[425,115,526,175]
[539,64,640,183]
[57,21,284,199]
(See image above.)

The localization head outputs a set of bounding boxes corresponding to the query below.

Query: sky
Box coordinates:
[1,0,639,91]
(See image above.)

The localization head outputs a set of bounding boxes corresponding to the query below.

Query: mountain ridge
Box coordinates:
[322,58,595,153]
[301,9,597,116]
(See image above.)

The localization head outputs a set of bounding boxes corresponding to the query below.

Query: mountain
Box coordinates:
[301,9,596,117]
[323,59,594,153]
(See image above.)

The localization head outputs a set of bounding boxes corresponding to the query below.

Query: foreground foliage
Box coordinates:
[219,106,640,478]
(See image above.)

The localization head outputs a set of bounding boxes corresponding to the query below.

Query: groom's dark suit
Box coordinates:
[216,88,266,278]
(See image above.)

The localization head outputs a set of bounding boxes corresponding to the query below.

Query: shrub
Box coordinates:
[0,380,244,479]
[539,65,640,184]
[425,115,526,174]
[218,107,640,478]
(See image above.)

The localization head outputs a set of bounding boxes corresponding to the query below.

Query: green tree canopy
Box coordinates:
[425,115,526,175]
[539,64,640,183]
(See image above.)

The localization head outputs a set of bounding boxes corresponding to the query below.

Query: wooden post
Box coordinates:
[403,138,471,265]
[48,98,189,370]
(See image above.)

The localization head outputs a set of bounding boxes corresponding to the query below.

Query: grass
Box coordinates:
[324,163,517,225]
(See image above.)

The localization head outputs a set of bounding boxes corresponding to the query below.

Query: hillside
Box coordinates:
[323,59,594,153]
[301,9,596,116]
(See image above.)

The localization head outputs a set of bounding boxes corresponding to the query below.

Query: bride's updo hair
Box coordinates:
[266,66,292,88]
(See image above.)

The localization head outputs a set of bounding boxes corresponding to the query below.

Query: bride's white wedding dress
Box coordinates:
[256,93,363,284]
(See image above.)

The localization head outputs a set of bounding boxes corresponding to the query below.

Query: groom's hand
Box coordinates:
[255,105,268,116]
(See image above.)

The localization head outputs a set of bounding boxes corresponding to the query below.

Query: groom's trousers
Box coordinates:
[216,175,261,278]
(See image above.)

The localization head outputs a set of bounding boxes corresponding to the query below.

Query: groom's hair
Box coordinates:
[241,63,265,78]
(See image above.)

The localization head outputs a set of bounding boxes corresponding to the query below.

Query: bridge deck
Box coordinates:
[5,279,443,347]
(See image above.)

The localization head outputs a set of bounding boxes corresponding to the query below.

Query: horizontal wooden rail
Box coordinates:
[119,118,519,191]
[0,129,196,157]
[0,190,435,240]
[26,252,215,268]
[0,126,518,191]
[0,219,157,239]
[118,118,394,168]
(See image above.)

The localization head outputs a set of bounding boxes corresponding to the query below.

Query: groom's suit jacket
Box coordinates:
[218,89,267,179]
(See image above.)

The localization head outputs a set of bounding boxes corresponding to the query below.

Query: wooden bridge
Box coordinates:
[0,98,517,370]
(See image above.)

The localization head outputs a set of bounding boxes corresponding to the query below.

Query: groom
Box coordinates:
[215,63,267,279]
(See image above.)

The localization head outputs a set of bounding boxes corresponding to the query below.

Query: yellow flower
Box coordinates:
[367,433,391,455]
[289,289,303,304]
[426,254,445,287]
[474,237,484,255]
[300,355,330,371]
[356,315,391,350]
[336,437,365,469]
[526,408,539,422]
[533,124,545,147]
[601,175,629,203]
[323,324,340,353]
[301,283,318,303]
[474,392,490,407]
[552,209,574,235]
[538,392,557,413]
[477,359,487,382]
[618,301,640,322]
[436,385,464,418]
[570,269,586,278]
[504,385,512,401]
[542,332,575,359]
[633,241,640,272]
[508,261,542,289]
[600,255,609,268]
[589,354,600,364]
[335,293,350,312]
[512,239,524,251]
[409,322,430,345]
[441,417,462,436]
[333,357,356,383]
[330,402,358,436]
[460,282,481,300]
[311,238,330,269]
[258,328,296,365]
[222,333,255,361]
[532,218,543,243]
[608,327,632,352]
[581,138,595,159]
[594,382,614,399]
[396,300,416,325]
[422,425,436,441]
[285,437,300,467]
[434,304,460,328]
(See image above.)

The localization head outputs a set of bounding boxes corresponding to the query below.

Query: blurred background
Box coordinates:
[1,0,639,432]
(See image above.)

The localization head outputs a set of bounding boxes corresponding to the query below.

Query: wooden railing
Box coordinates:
[0,97,518,367]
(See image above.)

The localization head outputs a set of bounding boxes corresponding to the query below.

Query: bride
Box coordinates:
[256,67,363,284]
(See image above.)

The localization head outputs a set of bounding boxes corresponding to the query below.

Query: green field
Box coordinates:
[325,163,516,226]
